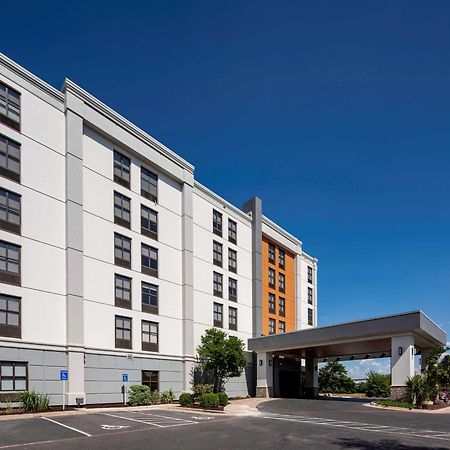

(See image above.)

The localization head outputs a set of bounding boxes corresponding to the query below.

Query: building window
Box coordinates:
[113,151,131,188]
[308,287,313,305]
[213,241,223,267]
[0,188,20,234]
[114,191,131,229]
[228,248,237,273]
[228,219,237,244]
[0,135,20,183]
[213,302,223,328]
[0,82,21,131]
[279,297,285,317]
[279,321,286,333]
[229,278,237,301]
[268,318,276,335]
[308,308,314,326]
[278,273,285,293]
[0,241,20,286]
[142,320,158,352]
[229,307,237,331]
[141,167,158,202]
[213,210,222,236]
[268,268,275,289]
[141,205,158,240]
[0,361,27,392]
[141,244,158,277]
[279,249,285,269]
[0,294,20,338]
[142,370,158,392]
[308,266,313,284]
[115,315,132,349]
[142,282,158,314]
[213,272,223,298]
[268,293,276,314]
[268,243,275,264]
[114,233,131,269]
[114,274,131,309]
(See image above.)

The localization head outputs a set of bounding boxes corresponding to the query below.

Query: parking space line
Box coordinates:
[131,411,198,423]
[263,416,450,442]
[41,417,92,437]
[101,412,165,427]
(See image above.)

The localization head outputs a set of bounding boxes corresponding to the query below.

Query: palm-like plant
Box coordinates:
[406,375,428,406]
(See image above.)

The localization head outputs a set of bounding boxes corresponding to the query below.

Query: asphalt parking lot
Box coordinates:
[0,399,449,449]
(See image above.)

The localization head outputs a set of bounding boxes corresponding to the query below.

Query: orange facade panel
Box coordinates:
[261,236,295,335]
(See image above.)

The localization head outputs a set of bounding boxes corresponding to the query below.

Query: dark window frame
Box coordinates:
[113,150,131,189]
[228,219,237,244]
[0,240,20,286]
[115,315,132,349]
[279,297,285,317]
[141,243,158,277]
[213,271,223,298]
[0,294,21,338]
[114,191,131,229]
[0,361,28,397]
[228,277,237,302]
[229,307,237,331]
[142,370,159,392]
[114,274,132,309]
[268,243,275,264]
[278,273,285,293]
[0,82,21,131]
[308,308,314,326]
[0,135,20,183]
[268,268,275,289]
[279,321,286,333]
[213,210,222,237]
[142,281,158,315]
[0,187,21,235]
[213,241,223,267]
[228,248,237,273]
[308,266,313,284]
[213,302,223,328]
[142,320,158,352]
[279,249,285,269]
[268,318,276,335]
[114,233,131,269]
[141,166,158,202]
[268,293,276,314]
[141,204,158,240]
[308,287,313,305]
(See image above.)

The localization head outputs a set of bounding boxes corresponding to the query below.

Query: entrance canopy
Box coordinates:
[248,311,447,362]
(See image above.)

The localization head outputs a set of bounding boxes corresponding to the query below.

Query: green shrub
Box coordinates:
[375,400,415,409]
[178,392,194,406]
[217,392,228,406]
[19,391,50,412]
[365,371,390,398]
[160,389,175,404]
[201,393,219,408]
[149,390,161,405]
[129,384,150,406]
[406,375,430,406]
[193,384,213,401]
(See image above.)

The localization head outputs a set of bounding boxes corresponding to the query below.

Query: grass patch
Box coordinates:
[374,399,415,409]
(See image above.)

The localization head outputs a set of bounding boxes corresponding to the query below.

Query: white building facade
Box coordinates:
[0,54,317,405]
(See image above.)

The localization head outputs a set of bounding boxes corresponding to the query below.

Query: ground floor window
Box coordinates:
[142,370,159,392]
[0,361,27,391]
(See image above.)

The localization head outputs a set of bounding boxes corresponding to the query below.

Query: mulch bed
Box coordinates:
[0,406,77,416]
[422,400,450,410]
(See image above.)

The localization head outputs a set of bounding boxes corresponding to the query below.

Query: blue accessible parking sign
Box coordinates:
[122,374,128,383]
[60,370,68,381]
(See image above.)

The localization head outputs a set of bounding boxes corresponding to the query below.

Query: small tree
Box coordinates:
[197,328,247,393]
[365,371,390,398]
[406,375,428,406]
[319,362,356,394]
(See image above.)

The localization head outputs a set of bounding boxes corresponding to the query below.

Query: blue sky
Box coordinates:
[2,2,449,369]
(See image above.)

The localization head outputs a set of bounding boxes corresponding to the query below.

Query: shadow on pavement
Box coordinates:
[334,438,449,450]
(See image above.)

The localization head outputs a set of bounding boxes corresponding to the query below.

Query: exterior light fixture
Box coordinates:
[398,347,403,356]
[259,359,263,366]
[269,360,272,366]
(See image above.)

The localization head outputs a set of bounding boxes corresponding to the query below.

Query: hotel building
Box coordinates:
[0,54,317,405]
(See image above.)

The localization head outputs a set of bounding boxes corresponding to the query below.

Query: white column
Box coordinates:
[256,352,273,397]
[304,353,319,397]
[390,335,415,399]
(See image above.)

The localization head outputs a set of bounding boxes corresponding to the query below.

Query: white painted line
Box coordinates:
[102,412,167,427]
[131,411,198,423]
[41,417,91,437]
[263,416,450,442]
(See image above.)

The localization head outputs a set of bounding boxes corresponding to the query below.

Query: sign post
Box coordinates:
[60,370,68,410]
[122,374,128,405]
